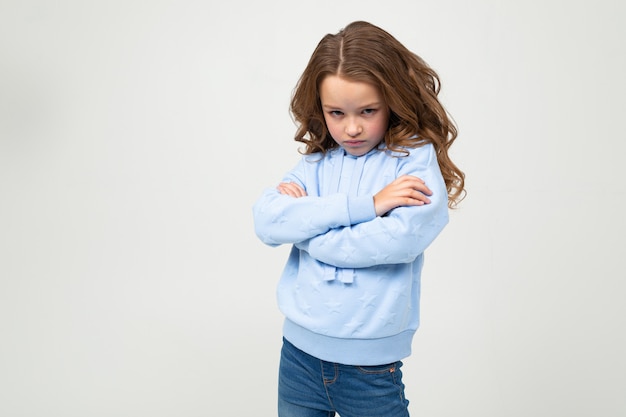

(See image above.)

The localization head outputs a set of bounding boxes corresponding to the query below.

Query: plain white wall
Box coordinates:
[1,1,624,416]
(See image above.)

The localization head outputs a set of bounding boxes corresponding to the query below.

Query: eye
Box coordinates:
[328,110,344,117]
[362,108,377,115]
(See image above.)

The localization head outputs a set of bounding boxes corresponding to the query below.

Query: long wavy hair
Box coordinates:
[290,21,466,208]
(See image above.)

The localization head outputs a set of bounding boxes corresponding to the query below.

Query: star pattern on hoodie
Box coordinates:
[275,213,289,225]
[390,286,409,304]
[310,277,324,294]
[358,292,378,309]
[379,311,397,327]
[370,248,392,264]
[343,317,365,335]
[339,241,357,262]
[324,299,343,314]
[300,300,312,316]
[382,222,401,244]
[298,215,319,235]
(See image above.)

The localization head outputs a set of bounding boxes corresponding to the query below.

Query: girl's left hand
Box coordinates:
[277,181,307,198]
[373,175,432,216]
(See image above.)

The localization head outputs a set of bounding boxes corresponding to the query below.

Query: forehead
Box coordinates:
[319,75,383,106]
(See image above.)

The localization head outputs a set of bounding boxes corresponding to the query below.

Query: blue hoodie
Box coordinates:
[253,143,449,365]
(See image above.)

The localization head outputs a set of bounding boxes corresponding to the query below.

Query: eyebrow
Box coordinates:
[321,102,382,110]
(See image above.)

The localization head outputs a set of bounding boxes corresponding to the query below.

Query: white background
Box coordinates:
[1,1,625,416]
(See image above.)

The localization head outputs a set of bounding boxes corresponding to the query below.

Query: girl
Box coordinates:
[253,21,465,417]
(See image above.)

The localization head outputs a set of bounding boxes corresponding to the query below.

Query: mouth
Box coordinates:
[344,140,366,146]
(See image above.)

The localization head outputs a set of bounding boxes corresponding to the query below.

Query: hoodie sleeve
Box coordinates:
[294,144,449,268]
[252,157,377,246]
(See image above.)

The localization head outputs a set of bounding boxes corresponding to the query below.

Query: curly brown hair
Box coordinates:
[290,21,466,208]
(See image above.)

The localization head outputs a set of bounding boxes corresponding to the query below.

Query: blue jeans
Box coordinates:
[278,338,410,417]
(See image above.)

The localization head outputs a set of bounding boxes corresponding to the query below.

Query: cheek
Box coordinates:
[325,120,342,139]
[371,119,388,138]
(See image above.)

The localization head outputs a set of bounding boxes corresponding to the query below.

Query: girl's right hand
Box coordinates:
[373,175,432,216]
[277,181,308,198]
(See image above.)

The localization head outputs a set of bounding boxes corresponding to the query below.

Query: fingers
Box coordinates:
[406,189,431,205]
[389,175,431,204]
[373,175,434,216]
[395,175,433,196]
[277,181,307,198]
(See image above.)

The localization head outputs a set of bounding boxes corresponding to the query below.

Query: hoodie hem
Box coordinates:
[283,319,415,366]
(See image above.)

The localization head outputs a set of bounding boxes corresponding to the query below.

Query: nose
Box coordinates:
[345,118,362,137]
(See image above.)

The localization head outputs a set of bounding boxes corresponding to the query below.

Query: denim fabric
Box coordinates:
[278,338,410,417]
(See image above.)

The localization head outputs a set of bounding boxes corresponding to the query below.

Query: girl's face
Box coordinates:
[319,75,390,157]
